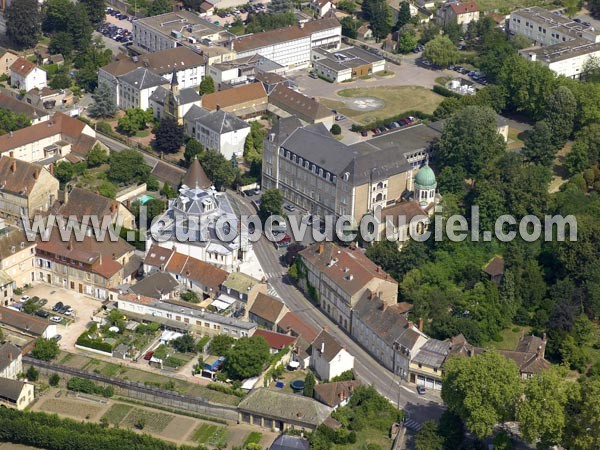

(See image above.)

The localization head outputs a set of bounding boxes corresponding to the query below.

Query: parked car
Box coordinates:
[50,316,62,323]
[38,298,48,306]
[274,233,292,248]
[335,114,345,121]
[417,385,426,395]
[144,351,154,361]
[52,302,64,312]
[52,334,62,341]
[35,310,50,318]
[361,129,368,136]
[20,295,30,301]
[284,204,296,212]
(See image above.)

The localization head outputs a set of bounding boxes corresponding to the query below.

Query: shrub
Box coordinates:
[67,377,114,397]
[330,124,342,135]
[433,84,461,98]
[76,334,114,353]
[49,373,60,386]
[96,121,113,135]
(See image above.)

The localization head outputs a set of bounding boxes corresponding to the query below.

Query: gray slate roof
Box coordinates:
[411,338,451,368]
[270,435,310,450]
[150,86,201,106]
[129,272,180,299]
[118,67,168,90]
[0,343,21,373]
[195,109,250,134]
[0,378,27,402]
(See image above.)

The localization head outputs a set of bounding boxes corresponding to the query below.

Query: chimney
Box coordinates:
[112,253,116,260]
[449,336,454,351]
[216,104,221,111]
[542,332,547,342]
[10,160,16,173]
[318,242,325,254]
[369,290,376,300]
[8,352,13,361]
[408,321,414,329]
[49,164,54,175]
[323,324,328,332]
[418,318,423,331]
[33,170,39,180]
[320,342,324,354]
[9,131,13,137]
[380,301,388,312]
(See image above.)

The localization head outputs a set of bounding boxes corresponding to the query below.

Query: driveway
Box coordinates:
[24,284,103,350]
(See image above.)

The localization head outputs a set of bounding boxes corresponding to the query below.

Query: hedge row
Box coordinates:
[66,377,114,398]
[76,335,113,353]
[207,382,246,397]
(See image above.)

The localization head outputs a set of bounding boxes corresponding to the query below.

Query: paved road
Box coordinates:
[230,192,445,425]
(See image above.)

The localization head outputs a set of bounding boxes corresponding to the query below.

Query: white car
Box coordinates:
[50,316,62,323]
[20,295,30,301]
[64,309,73,316]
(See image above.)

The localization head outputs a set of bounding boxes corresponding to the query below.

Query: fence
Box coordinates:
[24,356,238,421]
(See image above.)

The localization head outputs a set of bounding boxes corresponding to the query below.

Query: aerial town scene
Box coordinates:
[0,0,599,448]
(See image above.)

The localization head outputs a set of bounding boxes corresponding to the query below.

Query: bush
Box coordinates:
[164,356,185,368]
[433,84,461,98]
[76,334,114,353]
[66,377,114,397]
[330,124,342,135]
[26,366,39,381]
[49,373,60,386]
[96,121,113,135]
[207,382,246,397]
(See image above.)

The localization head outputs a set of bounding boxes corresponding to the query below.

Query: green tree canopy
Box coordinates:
[199,76,216,95]
[80,0,106,25]
[31,338,60,361]
[0,109,31,136]
[154,116,184,154]
[184,139,204,164]
[442,351,522,439]
[423,35,459,67]
[258,188,283,222]
[210,334,235,355]
[394,1,411,31]
[107,149,151,184]
[88,83,118,119]
[415,421,444,450]
[522,120,556,166]
[222,336,271,380]
[87,144,109,168]
[5,0,41,49]
[545,85,577,148]
[199,150,238,190]
[117,108,153,135]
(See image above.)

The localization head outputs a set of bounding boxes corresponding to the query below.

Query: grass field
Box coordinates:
[321,86,443,125]
[37,398,105,421]
[332,426,392,450]
[476,0,553,13]
[192,424,229,447]
[121,408,175,433]
[488,325,531,351]
[101,404,133,425]
[243,432,263,447]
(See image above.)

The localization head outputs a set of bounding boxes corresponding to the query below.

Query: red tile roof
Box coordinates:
[201,82,267,111]
[165,252,228,291]
[450,1,479,15]
[253,329,297,350]
[277,312,319,342]
[10,57,38,77]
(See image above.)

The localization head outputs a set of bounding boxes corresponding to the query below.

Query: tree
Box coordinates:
[107,149,151,184]
[330,124,341,135]
[5,0,41,49]
[397,32,418,54]
[564,378,600,449]
[80,0,106,26]
[97,180,117,199]
[269,0,293,13]
[581,55,600,83]
[49,72,72,90]
[54,161,75,186]
[565,139,590,176]
[592,0,600,18]
[210,335,235,355]
[222,336,271,380]
[442,351,522,439]
[49,32,74,58]
[68,3,94,51]
[148,0,172,16]
[522,120,556,166]
[184,139,204,164]
[419,22,441,45]
[172,334,196,353]
[434,106,506,180]
[26,366,39,382]
[199,76,215,95]
[87,144,109,168]
[258,188,283,222]
[395,2,412,31]
[154,116,184,153]
[340,16,359,39]
[545,85,577,148]
[517,368,568,446]
[199,150,238,190]
[443,20,462,44]
[88,83,118,118]
[367,0,392,41]
[423,35,459,67]
[31,338,60,361]
[0,109,31,135]
[49,373,60,386]
[415,421,444,450]
[304,372,316,397]
[118,108,153,135]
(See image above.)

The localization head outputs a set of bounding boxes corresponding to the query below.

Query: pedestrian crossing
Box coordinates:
[266,284,281,299]
[403,418,422,432]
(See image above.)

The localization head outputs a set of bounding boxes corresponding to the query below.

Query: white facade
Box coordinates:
[11,66,47,92]
[161,65,205,89]
[0,346,22,380]
[522,40,600,79]
[194,122,250,160]
[118,78,166,110]
[311,346,354,381]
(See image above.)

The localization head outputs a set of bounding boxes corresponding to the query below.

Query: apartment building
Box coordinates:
[133,10,224,53]
[0,93,51,125]
[36,229,137,299]
[268,85,335,128]
[0,222,36,303]
[509,6,600,47]
[298,242,398,332]
[138,46,206,89]
[521,38,600,79]
[117,67,169,110]
[0,112,97,164]
[232,17,342,70]
[98,58,141,106]
[262,118,440,222]
[310,328,354,380]
[149,85,201,123]
[0,157,59,224]
[117,293,257,337]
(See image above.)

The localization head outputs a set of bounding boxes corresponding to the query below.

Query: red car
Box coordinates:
[144,351,154,361]
[274,233,292,248]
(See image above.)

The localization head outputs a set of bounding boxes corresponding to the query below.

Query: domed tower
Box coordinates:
[414,163,437,207]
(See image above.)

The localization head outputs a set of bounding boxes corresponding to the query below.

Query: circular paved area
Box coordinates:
[343,96,385,111]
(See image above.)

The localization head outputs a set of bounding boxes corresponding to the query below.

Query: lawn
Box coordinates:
[38,398,105,421]
[320,86,443,125]
[121,408,175,432]
[476,0,553,13]
[192,423,230,447]
[101,403,133,425]
[332,426,392,450]
[243,432,263,447]
[488,325,531,351]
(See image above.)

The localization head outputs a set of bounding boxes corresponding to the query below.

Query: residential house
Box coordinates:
[0,47,18,76]
[25,87,73,110]
[0,157,59,224]
[262,118,441,222]
[248,292,289,331]
[268,85,335,128]
[0,306,57,338]
[36,228,137,299]
[277,311,319,369]
[436,1,479,29]
[200,82,268,119]
[313,380,361,408]
[231,17,342,70]
[164,250,229,298]
[0,378,35,410]
[0,342,22,379]
[311,47,385,83]
[0,93,50,124]
[310,328,354,380]
[117,293,257,337]
[117,67,169,110]
[0,112,98,164]
[351,295,426,378]
[149,85,202,123]
[199,1,215,15]
[356,24,373,40]
[310,0,334,18]
[138,46,206,89]
[52,186,135,230]
[221,271,267,305]
[253,329,297,354]
[270,435,310,450]
[483,256,505,284]
[298,242,398,332]
[10,58,46,92]
[129,271,180,300]
[0,222,37,303]
[183,105,251,160]
[408,338,450,390]
[238,388,332,431]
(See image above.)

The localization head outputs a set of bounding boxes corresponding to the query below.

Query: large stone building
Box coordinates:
[0,221,36,303]
[299,242,398,332]
[262,118,440,222]
[0,157,59,225]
